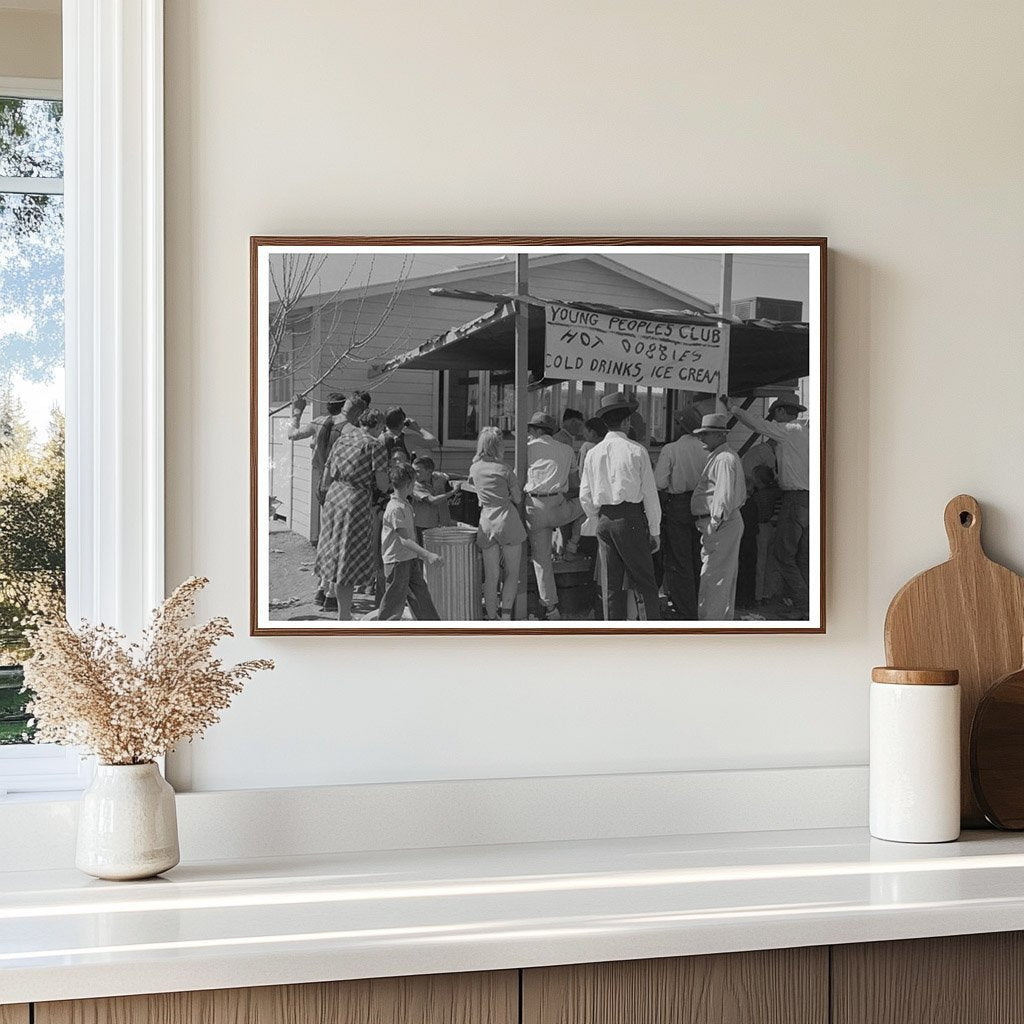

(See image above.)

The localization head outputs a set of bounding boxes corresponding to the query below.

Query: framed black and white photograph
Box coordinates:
[251,237,826,635]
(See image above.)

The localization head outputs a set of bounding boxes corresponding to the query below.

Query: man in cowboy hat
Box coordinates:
[654,405,707,619]
[579,392,662,620]
[690,412,747,621]
[524,411,583,620]
[721,391,810,618]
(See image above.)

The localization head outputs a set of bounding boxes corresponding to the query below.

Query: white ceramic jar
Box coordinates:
[76,762,180,880]
[870,667,960,843]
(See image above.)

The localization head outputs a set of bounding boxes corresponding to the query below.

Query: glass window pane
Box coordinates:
[0,187,65,744]
[0,98,63,179]
[488,371,514,437]
[446,371,480,441]
[649,387,668,444]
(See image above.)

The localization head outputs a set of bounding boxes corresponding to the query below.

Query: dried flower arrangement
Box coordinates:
[22,577,273,765]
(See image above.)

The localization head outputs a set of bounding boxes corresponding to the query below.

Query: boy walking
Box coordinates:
[379,463,443,621]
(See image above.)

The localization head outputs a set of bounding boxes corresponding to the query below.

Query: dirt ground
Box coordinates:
[268,526,323,621]
[268,523,802,624]
[268,525,384,622]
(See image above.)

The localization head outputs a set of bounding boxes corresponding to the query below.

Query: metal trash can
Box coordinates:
[422,525,482,621]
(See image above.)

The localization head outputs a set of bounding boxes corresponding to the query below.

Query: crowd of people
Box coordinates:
[646,391,811,621]
[283,385,811,623]
[288,392,453,621]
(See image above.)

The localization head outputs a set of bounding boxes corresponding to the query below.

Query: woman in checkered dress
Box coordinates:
[314,412,388,620]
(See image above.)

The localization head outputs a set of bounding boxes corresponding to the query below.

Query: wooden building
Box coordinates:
[269,255,717,542]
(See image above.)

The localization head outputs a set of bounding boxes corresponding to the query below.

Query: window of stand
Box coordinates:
[442,370,673,446]
[0,82,84,796]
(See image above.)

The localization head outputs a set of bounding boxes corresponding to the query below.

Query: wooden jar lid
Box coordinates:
[871,667,960,686]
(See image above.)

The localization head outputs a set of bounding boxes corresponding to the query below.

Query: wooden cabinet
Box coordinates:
[34,972,517,1024]
[522,948,828,1024]
[13,932,1024,1024]
[832,932,1024,1024]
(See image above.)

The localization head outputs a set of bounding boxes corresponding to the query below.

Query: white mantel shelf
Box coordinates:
[4,827,1024,1004]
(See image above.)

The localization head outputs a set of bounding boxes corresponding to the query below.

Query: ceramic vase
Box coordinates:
[76,762,180,880]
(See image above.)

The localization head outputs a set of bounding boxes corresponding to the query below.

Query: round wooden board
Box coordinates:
[971,664,1024,829]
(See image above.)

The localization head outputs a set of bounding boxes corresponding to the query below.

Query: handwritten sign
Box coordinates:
[544,304,729,393]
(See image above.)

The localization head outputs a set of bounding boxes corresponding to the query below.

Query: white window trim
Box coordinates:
[0,2,165,796]
[0,77,75,796]
[0,76,62,101]
[0,79,63,194]
[0,744,92,796]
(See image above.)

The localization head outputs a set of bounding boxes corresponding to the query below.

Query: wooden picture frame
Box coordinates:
[251,237,827,635]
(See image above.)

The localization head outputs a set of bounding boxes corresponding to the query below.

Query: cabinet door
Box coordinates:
[832,932,1024,1024]
[523,949,828,1024]
[0,1007,30,1024]
[36,971,518,1024]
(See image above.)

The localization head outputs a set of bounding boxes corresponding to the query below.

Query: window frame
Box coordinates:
[0,76,80,795]
[441,368,489,448]
[0,0,165,796]
[440,370,672,448]
[0,78,63,195]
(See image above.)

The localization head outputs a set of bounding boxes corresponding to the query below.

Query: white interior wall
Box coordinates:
[164,0,1024,792]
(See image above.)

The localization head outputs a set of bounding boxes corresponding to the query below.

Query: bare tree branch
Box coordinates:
[266,254,416,416]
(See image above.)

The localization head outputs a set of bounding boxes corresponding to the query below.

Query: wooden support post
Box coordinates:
[719,253,734,322]
[514,255,530,620]
[718,253,733,400]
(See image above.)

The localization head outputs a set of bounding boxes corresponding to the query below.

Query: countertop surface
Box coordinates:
[4,826,1024,1004]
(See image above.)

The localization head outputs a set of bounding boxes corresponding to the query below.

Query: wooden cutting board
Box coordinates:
[884,494,1024,827]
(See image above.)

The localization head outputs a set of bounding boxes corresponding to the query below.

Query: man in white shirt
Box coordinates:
[524,412,583,620]
[654,406,707,620]
[580,392,662,621]
[721,392,810,617]
[690,413,747,621]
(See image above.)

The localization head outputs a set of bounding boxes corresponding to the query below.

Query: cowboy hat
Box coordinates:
[597,391,635,418]
[693,412,731,434]
[767,391,807,419]
[674,406,704,434]
[527,411,558,433]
